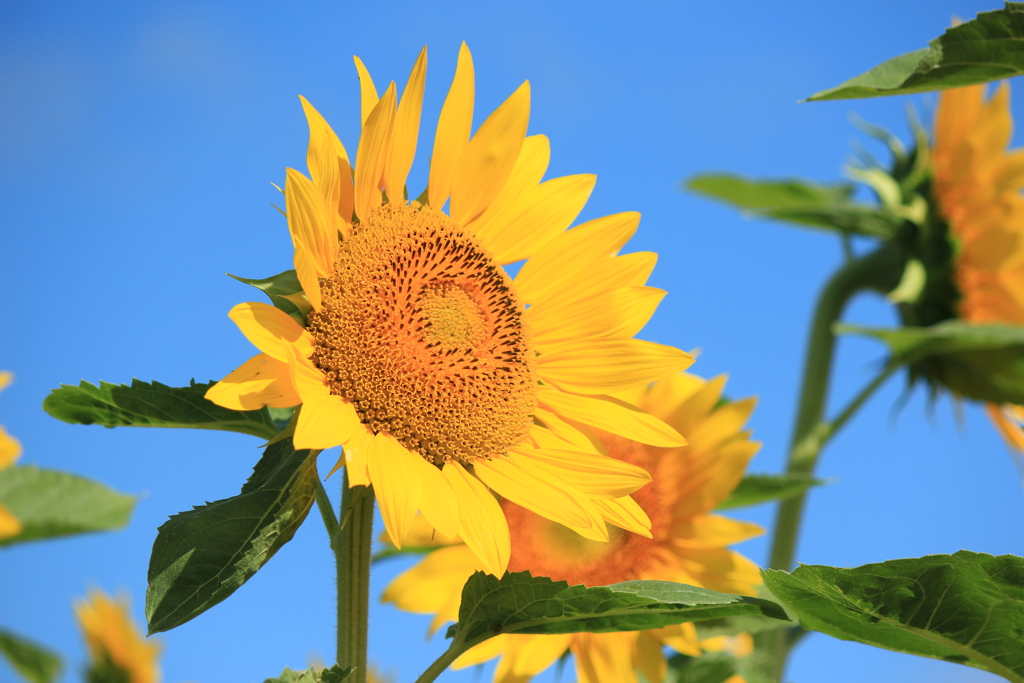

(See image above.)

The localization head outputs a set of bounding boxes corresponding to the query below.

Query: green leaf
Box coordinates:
[450,571,788,648]
[0,466,134,546]
[840,321,1024,405]
[0,629,62,683]
[665,652,736,683]
[717,473,824,510]
[763,551,1024,682]
[44,379,279,440]
[685,174,900,238]
[807,3,1024,101]
[229,270,311,326]
[145,438,319,634]
[262,665,353,683]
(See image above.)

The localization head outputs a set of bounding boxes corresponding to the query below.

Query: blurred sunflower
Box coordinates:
[0,371,22,541]
[75,590,161,683]
[931,83,1024,464]
[383,373,762,683]
[205,44,693,576]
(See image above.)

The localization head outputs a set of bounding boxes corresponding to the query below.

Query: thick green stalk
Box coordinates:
[334,471,375,683]
[762,244,903,680]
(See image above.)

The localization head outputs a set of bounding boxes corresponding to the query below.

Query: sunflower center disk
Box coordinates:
[505,433,664,585]
[307,203,537,466]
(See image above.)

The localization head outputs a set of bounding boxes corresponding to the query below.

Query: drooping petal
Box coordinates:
[498,633,573,683]
[293,395,362,451]
[204,353,300,410]
[635,631,668,683]
[509,446,651,500]
[354,83,397,222]
[228,301,314,362]
[572,632,640,683]
[444,461,510,576]
[329,425,373,484]
[428,42,474,210]
[476,454,609,541]
[385,47,427,199]
[367,433,423,548]
[449,81,530,226]
[536,339,694,394]
[412,458,460,539]
[538,388,685,447]
[476,173,596,264]
[352,55,380,125]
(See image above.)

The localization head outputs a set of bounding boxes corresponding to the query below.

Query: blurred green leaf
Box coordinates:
[0,466,134,546]
[263,665,352,683]
[146,438,318,634]
[808,3,1024,101]
[763,551,1024,681]
[229,270,310,326]
[0,629,61,683]
[686,174,900,238]
[44,379,279,440]
[451,571,787,647]
[665,652,736,683]
[717,473,824,510]
[840,321,1024,404]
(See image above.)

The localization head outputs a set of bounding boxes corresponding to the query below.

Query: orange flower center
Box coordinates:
[504,432,666,586]
[307,202,537,465]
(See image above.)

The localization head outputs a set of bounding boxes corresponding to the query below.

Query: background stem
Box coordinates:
[335,471,375,683]
[761,244,903,680]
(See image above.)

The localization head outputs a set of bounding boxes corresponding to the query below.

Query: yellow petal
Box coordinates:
[591,495,652,538]
[285,168,337,309]
[353,55,379,125]
[572,632,640,683]
[329,425,373,484]
[635,631,667,683]
[672,547,762,596]
[650,622,701,657]
[477,173,596,264]
[428,42,475,210]
[354,83,396,222]
[454,633,515,669]
[673,437,760,519]
[530,417,605,456]
[413,458,460,539]
[640,372,707,423]
[537,339,694,394]
[0,371,11,392]
[385,47,427,200]
[515,211,640,303]
[381,544,480,635]
[466,134,550,239]
[688,397,758,452]
[501,632,573,680]
[987,403,1024,454]
[509,446,651,499]
[0,425,21,469]
[528,286,665,346]
[204,353,300,410]
[671,513,764,548]
[0,502,21,541]
[449,81,530,226]
[444,461,510,576]
[476,454,608,541]
[538,388,684,447]
[228,301,314,363]
[665,374,728,435]
[366,433,422,548]
[292,396,358,451]
[299,95,353,237]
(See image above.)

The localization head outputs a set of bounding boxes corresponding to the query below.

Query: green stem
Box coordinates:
[334,470,375,683]
[762,244,903,681]
[414,638,466,683]
[315,479,340,541]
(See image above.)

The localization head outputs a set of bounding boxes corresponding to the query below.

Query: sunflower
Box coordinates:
[382,373,763,683]
[75,590,161,683]
[931,83,1024,462]
[204,45,693,576]
[0,371,22,541]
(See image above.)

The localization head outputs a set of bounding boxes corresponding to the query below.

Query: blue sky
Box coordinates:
[1,2,1020,682]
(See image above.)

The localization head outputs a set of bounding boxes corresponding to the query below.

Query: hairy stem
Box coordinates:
[334,470,375,682]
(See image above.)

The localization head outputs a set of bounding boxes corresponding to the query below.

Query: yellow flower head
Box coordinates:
[383,373,763,683]
[0,371,22,541]
[205,45,694,575]
[931,83,1024,461]
[75,590,161,683]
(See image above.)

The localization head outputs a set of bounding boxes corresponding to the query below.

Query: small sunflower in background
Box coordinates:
[75,590,161,683]
[205,44,694,576]
[930,83,1024,464]
[0,371,22,541]
[383,373,762,683]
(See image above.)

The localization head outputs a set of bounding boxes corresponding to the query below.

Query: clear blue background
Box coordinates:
[1,2,1021,682]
